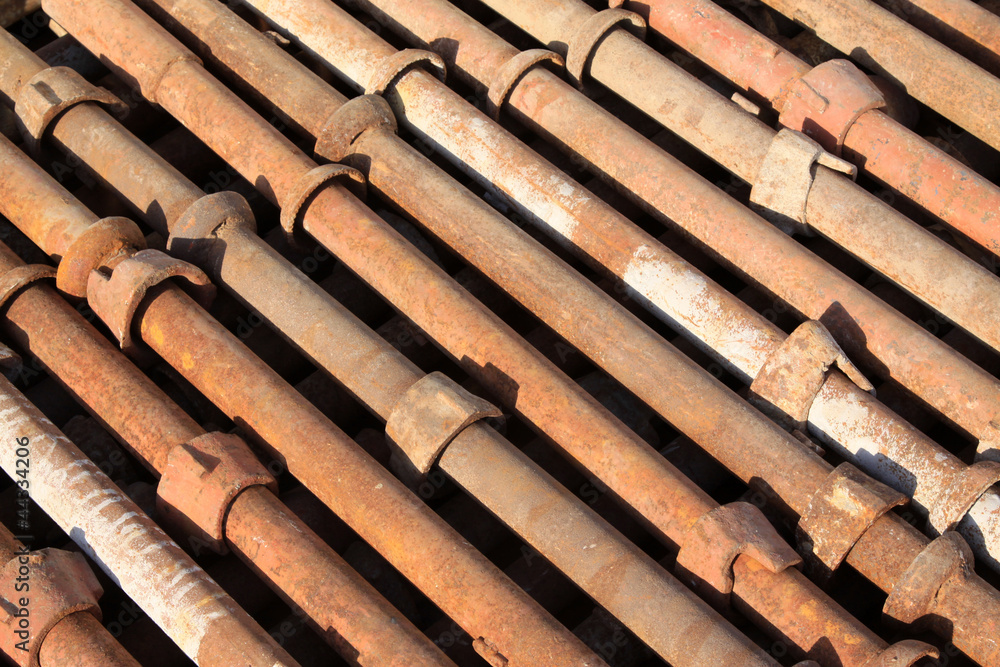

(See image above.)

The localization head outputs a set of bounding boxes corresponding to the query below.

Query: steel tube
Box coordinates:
[19,5,790,663]
[0,524,140,667]
[311,0,1000,466]
[759,0,1000,152]
[0,137,452,662]
[476,0,1000,366]
[0,86,583,667]
[116,2,1000,662]
[871,0,1000,77]
[632,0,1000,258]
[0,365,297,666]
[331,0,1000,575]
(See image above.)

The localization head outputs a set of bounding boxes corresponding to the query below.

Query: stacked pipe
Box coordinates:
[0,0,997,664]
[0,2,909,664]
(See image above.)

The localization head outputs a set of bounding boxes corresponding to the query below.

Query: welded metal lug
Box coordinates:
[0,548,103,667]
[315,94,397,162]
[883,532,974,628]
[748,319,872,430]
[279,164,365,246]
[386,371,503,479]
[0,264,56,311]
[797,462,908,580]
[364,48,446,95]
[156,432,278,553]
[487,49,564,120]
[86,248,215,353]
[778,59,887,155]
[14,65,127,154]
[750,129,857,236]
[675,502,801,608]
[56,216,147,298]
[565,8,645,88]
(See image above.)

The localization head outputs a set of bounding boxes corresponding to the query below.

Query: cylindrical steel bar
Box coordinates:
[474,0,1000,366]
[872,0,1000,77]
[294,0,1000,467]
[332,0,1000,573]
[631,0,1000,258]
[0,366,297,666]
[18,5,793,664]
[0,99,576,666]
[0,213,453,667]
[112,2,1000,662]
[759,0,1000,152]
[0,523,140,667]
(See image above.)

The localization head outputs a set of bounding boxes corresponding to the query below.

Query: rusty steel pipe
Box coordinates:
[758,0,1000,152]
[8,10,796,667]
[8,142,777,666]
[472,0,1000,367]
[0,361,298,666]
[0,523,140,667]
[629,0,1000,258]
[99,2,1000,663]
[871,0,1000,77]
[289,0,1000,467]
[293,0,1000,577]
[0,49,600,665]
[0,139,455,667]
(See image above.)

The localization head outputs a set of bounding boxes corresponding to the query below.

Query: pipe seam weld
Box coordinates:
[364,48,446,96]
[85,249,215,353]
[56,216,147,299]
[674,501,801,609]
[386,372,502,481]
[566,8,645,89]
[748,320,872,431]
[13,65,127,155]
[486,49,565,120]
[314,94,397,163]
[0,548,103,667]
[156,432,278,554]
[749,128,856,236]
[777,59,886,156]
[797,462,908,582]
[883,532,973,628]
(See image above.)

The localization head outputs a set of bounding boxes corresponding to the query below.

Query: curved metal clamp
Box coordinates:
[168,189,258,267]
[750,128,858,236]
[386,372,502,480]
[56,217,147,299]
[779,60,886,155]
[862,640,939,667]
[566,9,646,89]
[365,48,447,96]
[156,432,278,554]
[315,94,398,163]
[86,249,215,354]
[15,66,128,156]
[486,49,565,121]
[928,461,1000,535]
[0,548,103,667]
[883,532,973,629]
[748,320,873,430]
[797,462,908,582]
[280,164,366,249]
[675,501,802,608]
[0,264,56,313]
